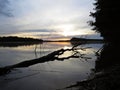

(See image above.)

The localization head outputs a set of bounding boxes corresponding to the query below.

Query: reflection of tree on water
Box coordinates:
[58,44,120,90]
[34,43,43,58]
[0,43,92,76]
[0,42,43,47]
[60,0,120,89]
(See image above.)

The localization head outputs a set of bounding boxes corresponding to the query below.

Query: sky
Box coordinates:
[0,0,102,40]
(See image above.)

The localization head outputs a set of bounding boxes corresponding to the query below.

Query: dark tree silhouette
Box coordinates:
[90,0,120,43]
[0,46,91,76]
[60,0,120,90]
[0,36,43,42]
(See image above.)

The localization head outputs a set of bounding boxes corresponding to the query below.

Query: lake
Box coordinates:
[0,42,103,90]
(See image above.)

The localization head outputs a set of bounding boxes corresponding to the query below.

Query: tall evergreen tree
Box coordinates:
[90,0,120,43]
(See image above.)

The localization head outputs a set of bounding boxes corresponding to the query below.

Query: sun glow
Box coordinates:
[58,24,95,37]
[60,24,84,37]
[62,30,77,36]
[59,24,77,36]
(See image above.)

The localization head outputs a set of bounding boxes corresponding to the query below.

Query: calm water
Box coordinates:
[0,42,103,90]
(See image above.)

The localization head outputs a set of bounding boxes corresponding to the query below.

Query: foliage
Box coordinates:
[0,36,43,42]
[90,0,120,42]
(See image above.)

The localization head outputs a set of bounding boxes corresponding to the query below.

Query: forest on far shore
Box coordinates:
[0,36,43,42]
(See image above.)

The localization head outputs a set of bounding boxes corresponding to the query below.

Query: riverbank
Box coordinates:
[64,65,120,90]
[62,43,120,90]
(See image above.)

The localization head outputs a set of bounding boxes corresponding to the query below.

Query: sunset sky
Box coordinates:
[0,0,102,40]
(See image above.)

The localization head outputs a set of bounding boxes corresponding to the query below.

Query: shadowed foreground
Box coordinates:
[64,0,120,89]
[59,43,120,90]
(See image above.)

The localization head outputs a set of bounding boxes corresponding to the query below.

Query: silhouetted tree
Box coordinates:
[62,1,120,89]
[0,36,43,42]
[90,0,120,43]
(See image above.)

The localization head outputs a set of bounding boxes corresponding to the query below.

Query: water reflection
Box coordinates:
[0,42,103,90]
[60,42,120,90]
[0,42,43,47]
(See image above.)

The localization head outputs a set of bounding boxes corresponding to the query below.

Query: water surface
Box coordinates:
[0,42,103,90]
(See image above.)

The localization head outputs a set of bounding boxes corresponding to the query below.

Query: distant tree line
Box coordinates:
[90,0,120,43]
[0,36,43,42]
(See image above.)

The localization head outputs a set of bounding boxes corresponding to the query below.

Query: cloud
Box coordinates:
[9,0,93,28]
[21,29,55,33]
[0,0,13,17]
[0,0,102,39]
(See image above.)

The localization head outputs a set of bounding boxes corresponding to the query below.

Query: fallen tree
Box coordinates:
[0,46,91,76]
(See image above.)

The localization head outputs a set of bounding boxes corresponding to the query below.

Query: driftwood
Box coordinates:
[0,46,91,76]
[0,48,76,75]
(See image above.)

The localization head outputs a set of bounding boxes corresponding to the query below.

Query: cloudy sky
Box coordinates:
[0,0,102,40]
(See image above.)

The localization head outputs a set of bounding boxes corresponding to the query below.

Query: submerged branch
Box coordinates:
[0,46,91,76]
[0,48,74,75]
